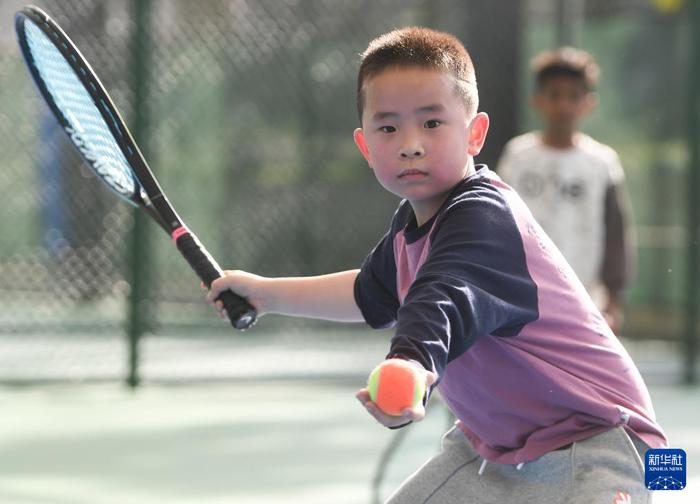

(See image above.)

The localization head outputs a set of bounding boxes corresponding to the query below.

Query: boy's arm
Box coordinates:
[388,197,540,381]
[601,182,635,331]
[207,269,365,322]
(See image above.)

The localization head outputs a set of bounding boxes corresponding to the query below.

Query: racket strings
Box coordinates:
[23,21,137,199]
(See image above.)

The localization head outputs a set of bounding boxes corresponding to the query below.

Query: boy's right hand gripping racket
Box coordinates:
[15,5,257,329]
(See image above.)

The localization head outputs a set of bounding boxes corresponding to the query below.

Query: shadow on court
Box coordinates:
[0,378,697,504]
[0,382,389,504]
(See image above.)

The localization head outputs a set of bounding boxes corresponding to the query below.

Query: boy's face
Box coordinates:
[533,75,595,134]
[354,66,488,222]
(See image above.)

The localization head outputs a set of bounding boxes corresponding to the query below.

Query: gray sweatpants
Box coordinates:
[386,426,650,504]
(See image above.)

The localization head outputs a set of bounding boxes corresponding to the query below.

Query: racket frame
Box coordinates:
[15,5,257,329]
[16,6,174,231]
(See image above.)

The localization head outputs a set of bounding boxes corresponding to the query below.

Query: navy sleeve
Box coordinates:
[388,186,539,381]
[354,229,400,329]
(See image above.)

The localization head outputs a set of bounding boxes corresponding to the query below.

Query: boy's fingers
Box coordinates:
[206,287,223,304]
[207,277,225,296]
[408,404,426,422]
[216,302,228,320]
[356,389,371,403]
[379,409,413,427]
[216,301,229,319]
[356,389,415,427]
[355,389,381,416]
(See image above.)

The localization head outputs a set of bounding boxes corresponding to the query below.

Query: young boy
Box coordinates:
[207,28,666,503]
[497,47,634,333]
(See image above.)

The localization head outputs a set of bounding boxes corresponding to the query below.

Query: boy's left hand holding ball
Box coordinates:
[356,358,437,428]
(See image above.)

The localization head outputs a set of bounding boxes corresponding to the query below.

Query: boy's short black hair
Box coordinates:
[531,47,600,92]
[356,27,478,122]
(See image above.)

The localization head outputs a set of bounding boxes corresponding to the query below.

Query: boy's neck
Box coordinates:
[542,129,577,149]
[411,162,476,227]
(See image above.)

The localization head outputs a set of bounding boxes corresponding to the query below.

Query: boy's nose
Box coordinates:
[399,143,425,159]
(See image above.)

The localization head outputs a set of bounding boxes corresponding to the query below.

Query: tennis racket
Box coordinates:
[15,5,257,330]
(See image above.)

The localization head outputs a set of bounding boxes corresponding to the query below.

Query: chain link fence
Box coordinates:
[0,0,695,383]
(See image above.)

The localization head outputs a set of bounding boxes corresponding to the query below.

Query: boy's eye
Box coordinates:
[424,119,441,129]
[379,126,396,133]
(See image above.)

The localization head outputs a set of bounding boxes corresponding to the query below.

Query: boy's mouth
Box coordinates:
[398,169,428,179]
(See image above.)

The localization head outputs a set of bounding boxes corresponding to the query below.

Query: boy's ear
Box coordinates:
[467,112,489,156]
[585,92,599,113]
[353,128,372,166]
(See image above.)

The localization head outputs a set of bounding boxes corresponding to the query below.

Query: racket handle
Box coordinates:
[174,229,257,330]
[216,289,258,330]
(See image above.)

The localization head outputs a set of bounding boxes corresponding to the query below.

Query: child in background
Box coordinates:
[498,47,635,332]
[208,28,665,503]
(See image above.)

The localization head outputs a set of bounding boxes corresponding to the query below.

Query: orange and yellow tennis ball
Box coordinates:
[367,359,426,416]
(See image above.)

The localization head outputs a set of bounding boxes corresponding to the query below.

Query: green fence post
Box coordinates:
[685,0,700,385]
[126,0,153,387]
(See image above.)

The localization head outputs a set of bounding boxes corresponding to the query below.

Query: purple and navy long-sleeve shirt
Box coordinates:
[354,165,667,464]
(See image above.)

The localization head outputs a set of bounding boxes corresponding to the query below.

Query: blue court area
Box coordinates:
[0,339,697,504]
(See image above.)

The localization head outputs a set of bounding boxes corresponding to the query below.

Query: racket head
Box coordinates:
[15,6,146,207]
[15,6,258,330]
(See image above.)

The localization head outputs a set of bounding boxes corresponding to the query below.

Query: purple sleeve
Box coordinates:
[389,189,539,380]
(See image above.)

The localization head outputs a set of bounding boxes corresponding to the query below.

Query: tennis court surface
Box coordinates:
[0,375,697,503]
